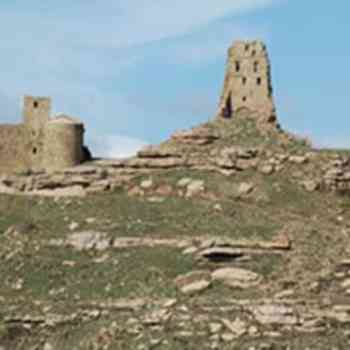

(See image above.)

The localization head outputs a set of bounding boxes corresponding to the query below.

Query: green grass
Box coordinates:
[2,114,350,348]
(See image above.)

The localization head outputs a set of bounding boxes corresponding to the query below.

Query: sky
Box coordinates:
[0,0,350,156]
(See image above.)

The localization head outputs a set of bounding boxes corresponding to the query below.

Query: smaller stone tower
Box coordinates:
[217,40,276,123]
[22,96,52,168]
[23,96,51,132]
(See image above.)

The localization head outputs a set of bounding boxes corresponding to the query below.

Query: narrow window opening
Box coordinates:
[254,61,259,73]
[32,147,37,155]
[33,101,39,108]
[242,96,247,102]
[252,50,256,56]
[257,77,262,86]
[235,61,240,72]
[242,77,247,85]
[245,44,249,52]
[222,95,232,119]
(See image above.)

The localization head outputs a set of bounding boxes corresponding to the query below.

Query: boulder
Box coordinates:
[66,231,112,251]
[171,126,219,145]
[174,270,211,294]
[237,182,255,196]
[211,267,261,288]
[250,304,298,325]
[186,180,205,198]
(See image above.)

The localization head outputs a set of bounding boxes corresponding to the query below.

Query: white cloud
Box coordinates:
[88,134,148,159]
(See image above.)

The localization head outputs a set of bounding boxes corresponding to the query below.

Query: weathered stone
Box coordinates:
[302,180,319,192]
[341,279,350,289]
[177,178,192,187]
[31,185,86,197]
[66,231,112,251]
[250,304,298,325]
[211,267,261,288]
[180,280,211,295]
[209,322,223,334]
[172,126,219,145]
[289,155,308,164]
[213,203,223,212]
[221,333,235,342]
[126,157,185,169]
[137,145,181,158]
[69,222,79,231]
[174,270,211,294]
[222,318,247,337]
[186,180,205,197]
[147,196,166,203]
[259,164,274,175]
[237,182,255,196]
[140,178,153,190]
[86,180,111,193]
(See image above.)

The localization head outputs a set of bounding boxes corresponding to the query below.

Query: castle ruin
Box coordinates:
[0,96,86,172]
[217,40,276,123]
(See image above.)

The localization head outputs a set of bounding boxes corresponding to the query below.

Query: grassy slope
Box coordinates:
[1,115,350,348]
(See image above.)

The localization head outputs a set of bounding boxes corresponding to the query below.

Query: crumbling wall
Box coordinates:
[0,125,31,171]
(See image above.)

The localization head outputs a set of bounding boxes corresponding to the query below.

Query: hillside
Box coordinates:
[2,108,350,349]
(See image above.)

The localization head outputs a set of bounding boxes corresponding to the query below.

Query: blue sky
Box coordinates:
[0,0,349,156]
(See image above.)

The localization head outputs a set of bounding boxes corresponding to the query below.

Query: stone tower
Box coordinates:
[23,96,51,133]
[217,40,276,123]
[22,96,52,167]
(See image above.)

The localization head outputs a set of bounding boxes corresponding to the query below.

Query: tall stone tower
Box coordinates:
[217,40,276,123]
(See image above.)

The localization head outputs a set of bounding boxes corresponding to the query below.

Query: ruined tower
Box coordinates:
[217,40,276,123]
[23,96,51,132]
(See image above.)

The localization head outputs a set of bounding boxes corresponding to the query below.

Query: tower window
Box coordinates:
[235,61,240,72]
[222,95,232,119]
[254,61,259,73]
[252,50,256,56]
[242,77,247,85]
[257,77,262,85]
[32,147,37,155]
[242,96,247,102]
[33,101,39,108]
[245,44,249,52]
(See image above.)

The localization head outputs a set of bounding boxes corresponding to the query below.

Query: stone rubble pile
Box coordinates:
[322,156,350,192]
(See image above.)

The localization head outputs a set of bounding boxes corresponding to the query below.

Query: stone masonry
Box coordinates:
[217,40,276,123]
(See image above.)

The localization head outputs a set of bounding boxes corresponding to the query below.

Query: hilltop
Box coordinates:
[1,41,350,349]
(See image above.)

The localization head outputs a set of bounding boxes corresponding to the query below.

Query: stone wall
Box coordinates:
[0,124,30,171]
